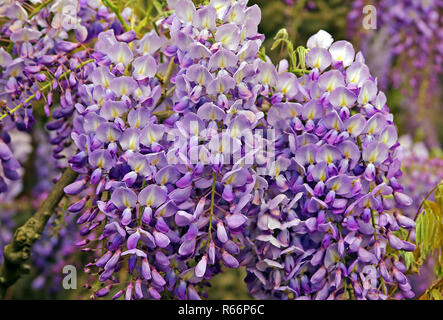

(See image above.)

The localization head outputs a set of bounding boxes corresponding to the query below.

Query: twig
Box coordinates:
[418,277,443,300]
[0,167,78,298]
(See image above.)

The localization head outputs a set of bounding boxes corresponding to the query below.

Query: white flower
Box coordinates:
[307,29,334,49]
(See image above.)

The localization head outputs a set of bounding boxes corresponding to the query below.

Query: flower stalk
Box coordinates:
[207,172,217,247]
[102,0,130,32]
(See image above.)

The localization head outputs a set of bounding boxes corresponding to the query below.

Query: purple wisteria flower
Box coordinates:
[64,0,281,300]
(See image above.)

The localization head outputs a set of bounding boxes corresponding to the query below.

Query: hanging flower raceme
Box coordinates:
[64,0,298,299]
[0,0,120,295]
[0,0,117,194]
[241,30,416,300]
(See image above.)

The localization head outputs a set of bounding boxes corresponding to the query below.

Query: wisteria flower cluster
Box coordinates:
[65,0,277,300]
[0,0,117,294]
[0,0,422,300]
[239,29,416,300]
[0,130,32,265]
[0,0,117,194]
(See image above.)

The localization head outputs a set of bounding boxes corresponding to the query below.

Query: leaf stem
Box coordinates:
[102,0,129,32]
[293,69,310,75]
[162,59,177,92]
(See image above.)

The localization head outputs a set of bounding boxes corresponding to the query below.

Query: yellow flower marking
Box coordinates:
[219,56,226,69]
[107,130,116,142]
[10,68,19,78]
[146,194,154,207]
[319,171,326,181]
[111,108,120,119]
[198,73,205,86]
[123,195,131,208]
[161,173,169,185]
[129,136,137,150]
[118,53,125,64]
[368,149,377,163]
[120,84,128,96]
[148,131,157,144]
[331,181,340,191]
[143,43,149,54]
[97,157,104,169]
[281,83,290,95]
[225,175,235,184]
[135,163,144,173]
[262,73,271,85]
[325,151,334,164]
[347,123,356,134]
[220,34,232,46]
[308,153,315,164]
[274,164,281,177]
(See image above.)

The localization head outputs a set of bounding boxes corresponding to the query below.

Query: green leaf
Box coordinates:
[153,0,164,14]
[414,182,443,279]
[429,289,443,300]
[401,251,414,271]
[416,213,423,245]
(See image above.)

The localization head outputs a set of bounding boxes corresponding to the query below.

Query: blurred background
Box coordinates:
[1,0,442,299]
